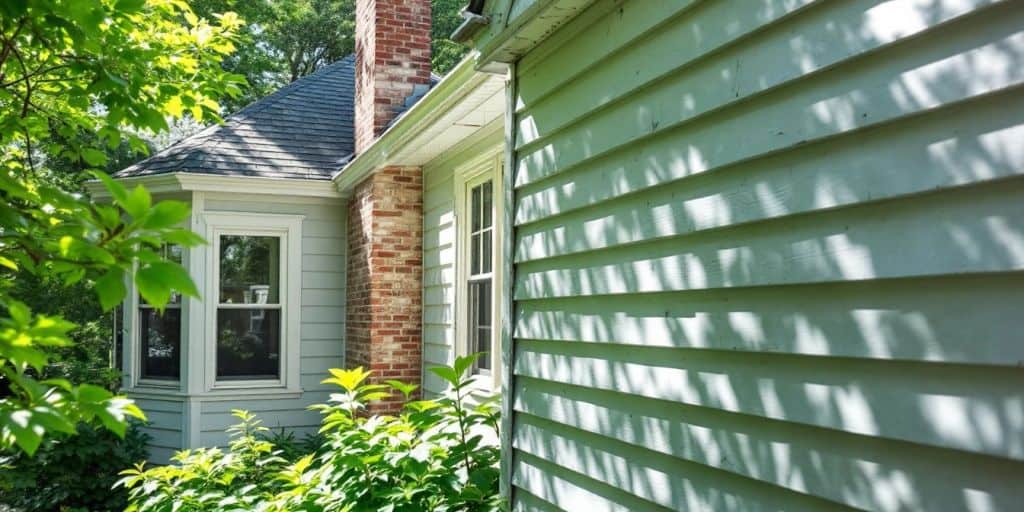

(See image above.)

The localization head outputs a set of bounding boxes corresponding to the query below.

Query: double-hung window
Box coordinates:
[457,156,503,385]
[216,235,282,381]
[467,180,494,374]
[138,244,183,382]
[205,212,302,391]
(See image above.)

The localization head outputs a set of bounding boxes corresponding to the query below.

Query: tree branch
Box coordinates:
[0,18,28,81]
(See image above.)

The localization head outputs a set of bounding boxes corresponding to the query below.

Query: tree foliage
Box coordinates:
[431,0,471,74]
[0,0,242,455]
[191,0,355,111]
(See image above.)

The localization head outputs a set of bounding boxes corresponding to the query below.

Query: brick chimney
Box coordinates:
[347,0,430,413]
[354,0,432,153]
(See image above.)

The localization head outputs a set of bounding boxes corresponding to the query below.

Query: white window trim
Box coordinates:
[203,212,304,393]
[454,153,504,390]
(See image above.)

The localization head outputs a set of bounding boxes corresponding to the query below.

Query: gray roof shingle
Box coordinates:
[113,56,357,181]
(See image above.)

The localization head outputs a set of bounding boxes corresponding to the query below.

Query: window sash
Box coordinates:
[469,180,493,277]
[138,305,182,381]
[466,178,495,375]
[213,232,286,384]
[468,278,493,374]
[136,244,183,384]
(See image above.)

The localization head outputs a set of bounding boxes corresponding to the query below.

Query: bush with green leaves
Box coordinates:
[0,421,149,512]
[119,354,503,511]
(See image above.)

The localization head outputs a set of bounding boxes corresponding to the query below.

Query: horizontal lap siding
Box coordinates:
[421,126,505,396]
[201,197,345,446]
[509,1,1024,510]
[422,156,459,396]
[135,398,183,464]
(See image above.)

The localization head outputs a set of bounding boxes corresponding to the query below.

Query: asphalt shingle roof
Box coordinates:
[114,56,357,181]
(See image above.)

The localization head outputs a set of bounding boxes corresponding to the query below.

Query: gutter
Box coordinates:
[451,10,490,44]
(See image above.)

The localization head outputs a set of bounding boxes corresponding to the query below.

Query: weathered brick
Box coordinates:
[354,0,431,153]
[346,167,423,414]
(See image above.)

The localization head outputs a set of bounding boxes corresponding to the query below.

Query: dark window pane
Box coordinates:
[219,236,280,304]
[139,308,181,380]
[469,279,492,372]
[476,326,492,371]
[166,244,183,265]
[481,231,492,274]
[471,186,481,232]
[471,233,481,275]
[477,279,491,325]
[482,181,492,229]
[216,308,281,380]
[114,304,124,373]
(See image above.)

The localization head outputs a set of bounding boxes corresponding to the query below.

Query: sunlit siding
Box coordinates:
[198,196,346,446]
[507,1,1024,510]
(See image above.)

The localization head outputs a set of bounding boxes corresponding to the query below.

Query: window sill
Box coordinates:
[199,388,303,401]
[123,386,303,401]
[461,376,501,406]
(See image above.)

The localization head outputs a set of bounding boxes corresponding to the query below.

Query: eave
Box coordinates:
[474,0,599,66]
[85,172,343,200]
[332,51,508,197]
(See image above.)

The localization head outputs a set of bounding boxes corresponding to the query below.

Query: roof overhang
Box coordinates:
[332,51,508,197]
[473,0,598,66]
[86,172,343,200]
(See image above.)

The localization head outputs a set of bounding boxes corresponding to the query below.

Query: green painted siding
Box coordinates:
[421,123,504,396]
[506,1,1024,510]
[422,158,458,395]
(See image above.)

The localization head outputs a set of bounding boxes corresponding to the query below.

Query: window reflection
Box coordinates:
[216,235,282,381]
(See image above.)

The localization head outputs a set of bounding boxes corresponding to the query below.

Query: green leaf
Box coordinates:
[453,353,482,378]
[322,367,371,392]
[162,229,206,247]
[385,380,418,399]
[7,300,31,325]
[95,268,127,311]
[121,185,152,219]
[90,171,128,204]
[136,261,198,309]
[0,255,18,271]
[142,200,190,230]
[115,0,147,13]
[81,148,109,167]
[429,366,459,387]
[4,410,44,455]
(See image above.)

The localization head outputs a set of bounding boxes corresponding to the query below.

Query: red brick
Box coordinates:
[354,0,431,153]
[346,167,423,415]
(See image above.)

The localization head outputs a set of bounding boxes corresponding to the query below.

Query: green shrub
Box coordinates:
[259,426,326,463]
[119,354,503,511]
[0,421,149,512]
